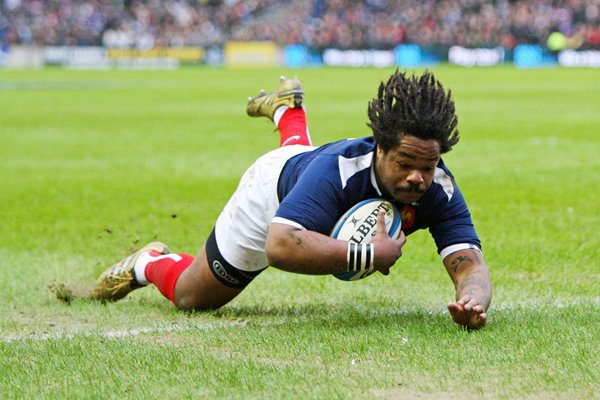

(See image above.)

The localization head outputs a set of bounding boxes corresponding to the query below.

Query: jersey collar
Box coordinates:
[370,161,383,196]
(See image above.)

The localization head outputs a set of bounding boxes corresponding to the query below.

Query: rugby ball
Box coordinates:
[331,198,401,281]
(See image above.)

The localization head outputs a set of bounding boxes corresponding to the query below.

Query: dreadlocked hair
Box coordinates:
[367,70,459,154]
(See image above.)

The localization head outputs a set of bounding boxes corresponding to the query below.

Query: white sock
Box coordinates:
[133,252,154,285]
[273,105,289,126]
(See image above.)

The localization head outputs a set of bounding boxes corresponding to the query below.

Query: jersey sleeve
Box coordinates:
[274,155,345,235]
[428,181,481,256]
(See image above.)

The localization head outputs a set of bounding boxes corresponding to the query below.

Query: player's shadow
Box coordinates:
[206,302,448,330]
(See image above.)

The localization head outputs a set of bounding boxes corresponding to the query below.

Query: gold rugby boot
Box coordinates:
[247,76,304,120]
[90,242,170,301]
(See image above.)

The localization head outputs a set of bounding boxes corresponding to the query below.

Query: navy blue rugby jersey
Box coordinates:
[274,136,481,256]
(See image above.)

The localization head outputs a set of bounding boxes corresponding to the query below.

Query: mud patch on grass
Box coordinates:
[48,281,91,305]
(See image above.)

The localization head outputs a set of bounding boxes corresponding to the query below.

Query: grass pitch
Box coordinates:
[1,66,599,399]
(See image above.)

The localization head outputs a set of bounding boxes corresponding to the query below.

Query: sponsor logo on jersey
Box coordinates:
[212,260,240,285]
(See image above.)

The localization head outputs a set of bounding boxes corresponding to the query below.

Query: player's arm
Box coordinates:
[266,213,405,275]
[443,248,492,329]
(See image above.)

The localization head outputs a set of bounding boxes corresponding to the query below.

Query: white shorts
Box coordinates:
[214,145,314,272]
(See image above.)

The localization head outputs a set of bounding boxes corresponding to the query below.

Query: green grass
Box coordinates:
[1,66,599,399]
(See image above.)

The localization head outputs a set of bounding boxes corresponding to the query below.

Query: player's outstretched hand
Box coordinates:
[447,294,487,329]
[372,212,406,275]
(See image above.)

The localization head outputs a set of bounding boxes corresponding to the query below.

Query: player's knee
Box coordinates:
[174,297,207,312]
[174,293,223,312]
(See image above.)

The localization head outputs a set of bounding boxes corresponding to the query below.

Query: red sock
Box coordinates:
[277,108,312,147]
[144,252,194,304]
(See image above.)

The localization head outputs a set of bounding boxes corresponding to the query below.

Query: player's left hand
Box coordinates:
[447,294,487,329]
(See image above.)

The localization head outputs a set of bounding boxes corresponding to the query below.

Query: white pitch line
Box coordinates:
[2,297,599,343]
[492,296,600,310]
[0,320,249,343]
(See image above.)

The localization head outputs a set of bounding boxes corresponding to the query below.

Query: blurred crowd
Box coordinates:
[1,0,599,50]
[0,0,280,48]
[293,0,600,50]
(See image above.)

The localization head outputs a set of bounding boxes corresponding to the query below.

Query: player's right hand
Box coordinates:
[372,212,406,275]
[447,295,487,329]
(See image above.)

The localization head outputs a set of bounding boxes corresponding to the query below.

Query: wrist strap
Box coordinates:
[347,242,374,272]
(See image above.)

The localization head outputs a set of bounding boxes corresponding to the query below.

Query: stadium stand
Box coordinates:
[1,0,599,50]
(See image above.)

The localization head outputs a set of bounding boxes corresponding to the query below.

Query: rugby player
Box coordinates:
[90,70,492,329]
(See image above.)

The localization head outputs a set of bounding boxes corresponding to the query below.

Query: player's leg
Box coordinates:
[172,230,263,310]
[172,244,243,311]
[275,107,312,147]
[137,233,258,310]
[247,76,312,147]
[89,236,259,310]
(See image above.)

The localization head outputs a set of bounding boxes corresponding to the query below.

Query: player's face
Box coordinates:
[375,136,441,204]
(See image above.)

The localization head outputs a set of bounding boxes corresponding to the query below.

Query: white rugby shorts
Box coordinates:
[214,145,314,272]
